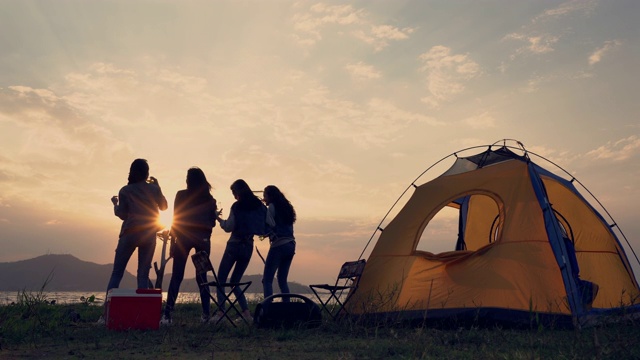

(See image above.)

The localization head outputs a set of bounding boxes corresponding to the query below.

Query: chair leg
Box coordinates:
[311,288,346,320]
[210,282,252,327]
[211,289,239,327]
[329,288,353,319]
[310,287,331,318]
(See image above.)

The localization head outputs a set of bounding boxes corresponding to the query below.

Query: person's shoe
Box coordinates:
[209,312,224,324]
[96,315,106,325]
[200,314,210,324]
[238,310,253,324]
[160,314,172,326]
[234,315,252,325]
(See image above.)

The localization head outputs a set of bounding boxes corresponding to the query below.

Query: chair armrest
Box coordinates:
[219,281,252,287]
[309,284,330,289]
[310,284,354,291]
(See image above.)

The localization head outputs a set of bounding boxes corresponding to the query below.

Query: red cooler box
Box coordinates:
[105,288,162,330]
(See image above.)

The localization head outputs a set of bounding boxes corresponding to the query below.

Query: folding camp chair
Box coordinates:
[309,259,366,320]
[191,251,252,327]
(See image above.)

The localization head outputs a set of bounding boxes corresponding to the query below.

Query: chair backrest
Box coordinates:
[336,259,366,286]
[191,251,214,275]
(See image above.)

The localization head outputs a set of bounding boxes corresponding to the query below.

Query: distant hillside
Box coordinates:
[171,273,312,294]
[0,254,311,294]
[0,254,136,292]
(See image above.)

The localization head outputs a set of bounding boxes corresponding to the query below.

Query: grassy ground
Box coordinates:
[1,292,639,359]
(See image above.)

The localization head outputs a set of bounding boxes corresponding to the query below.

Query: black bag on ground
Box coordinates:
[254,294,321,329]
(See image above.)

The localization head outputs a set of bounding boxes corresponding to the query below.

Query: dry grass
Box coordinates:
[1,295,639,359]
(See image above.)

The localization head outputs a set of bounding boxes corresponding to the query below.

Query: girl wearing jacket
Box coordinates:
[162,167,217,324]
[107,158,168,291]
[262,185,296,300]
[214,179,266,321]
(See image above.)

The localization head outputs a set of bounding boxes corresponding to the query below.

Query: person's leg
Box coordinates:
[106,233,137,292]
[228,242,253,311]
[262,246,281,299]
[136,230,157,289]
[215,243,236,313]
[275,242,296,301]
[164,238,189,317]
[194,240,212,318]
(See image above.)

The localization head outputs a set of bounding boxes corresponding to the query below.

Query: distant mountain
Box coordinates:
[0,254,135,292]
[0,254,311,294]
[170,273,312,294]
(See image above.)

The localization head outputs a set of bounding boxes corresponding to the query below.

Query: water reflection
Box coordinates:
[0,291,330,306]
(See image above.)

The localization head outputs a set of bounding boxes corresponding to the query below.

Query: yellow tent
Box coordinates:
[347,141,640,326]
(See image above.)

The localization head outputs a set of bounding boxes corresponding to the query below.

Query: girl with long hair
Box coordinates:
[161,167,218,324]
[107,159,168,291]
[262,185,296,300]
[214,179,266,322]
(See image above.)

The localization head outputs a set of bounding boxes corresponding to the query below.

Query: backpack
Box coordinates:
[253,294,322,329]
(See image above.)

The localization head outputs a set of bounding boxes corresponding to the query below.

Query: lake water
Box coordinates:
[0,290,333,306]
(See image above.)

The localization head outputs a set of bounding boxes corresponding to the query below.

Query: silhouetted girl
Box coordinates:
[262,185,296,300]
[107,159,168,291]
[214,179,266,322]
[162,167,217,325]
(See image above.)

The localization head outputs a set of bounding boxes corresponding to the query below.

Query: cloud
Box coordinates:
[345,61,381,80]
[523,35,559,54]
[156,69,209,94]
[61,62,211,129]
[213,149,382,220]
[456,138,491,149]
[58,61,435,155]
[532,0,597,23]
[247,68,441,150]
[418,46,481,108]
[0,197,10,207]
[3,59,444,216]
[0,85,130,166]
[586,136,640,161]
[291,2,414,51]
[504,0,595,59]
[0,83,134,217]
[1,86,77,127]
[519,73,557,93]
[306,91,440,148]
[371,24,413,41]
[527,145,581,167]
[504,33,559,56]
[40,61,433,219]
[462,112,496,129]
[352,24,414,52]
[291,3,365,44]
[588,40,622,66]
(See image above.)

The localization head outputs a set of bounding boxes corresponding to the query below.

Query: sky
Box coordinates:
[0,0,639,286]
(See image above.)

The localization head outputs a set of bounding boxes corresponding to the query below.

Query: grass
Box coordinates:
[1,292,640,359]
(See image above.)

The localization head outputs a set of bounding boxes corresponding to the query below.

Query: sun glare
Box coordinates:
[157,210,173,231]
